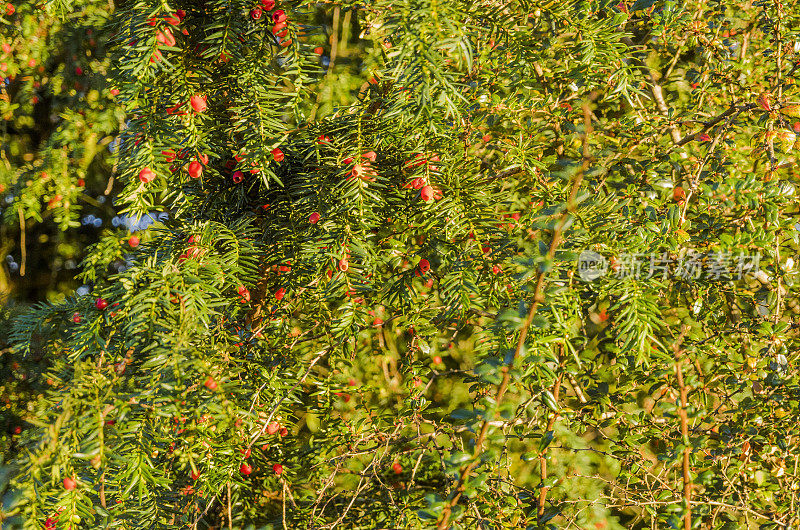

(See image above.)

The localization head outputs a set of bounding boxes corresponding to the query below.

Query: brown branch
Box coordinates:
[17,207,26,277]
[672,325,692,530]
[435,94,595,529]
[537,371,563,517]
[675,103,757,146]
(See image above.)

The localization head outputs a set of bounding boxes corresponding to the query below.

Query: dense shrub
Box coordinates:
[3,0,800,528]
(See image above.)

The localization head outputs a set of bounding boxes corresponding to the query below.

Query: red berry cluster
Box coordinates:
[402,153,442,202]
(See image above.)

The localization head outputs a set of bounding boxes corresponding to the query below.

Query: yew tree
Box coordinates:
[4,0,800,528]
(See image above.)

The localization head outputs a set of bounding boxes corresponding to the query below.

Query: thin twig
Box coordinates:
[436,94,595,529]
[671,325,692,530]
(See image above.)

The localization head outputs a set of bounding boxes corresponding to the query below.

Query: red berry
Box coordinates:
[128,235,140,248]
[271,147,284,162]
[308,212,320,224]
[190,470,201,480]
[139,167,155,183]
[63,477,77,490]
[190,94,207,113]
[72,312,81,323]
[241,447,252,458]
[392,462,402,474]
[240,463,253,475]
[418,258,430,274]
[95,298,108,310]
[338,258,349,272]
[279,427,288,437]
[420,185,434,202]
[232,170,245,183]
[794,122,800,134]
[13,426,21,434]
[492,265,501,275]
[204,377,218,391]
[176,9,186,20]
[272,463,283,475]
[314,46,324,55]
[75,66,83,75]
[433,356,442,365]
[274,287,285,300]
[673,186,686,202]
[250,7,262,19]
[198,153,209,165]
[373,317,383,326]
[187,160,203,179]
[156,28,176,47]
[261,0,275,7]
[272,9,286,23]
[237,285,251,303]
[266,421,280,435]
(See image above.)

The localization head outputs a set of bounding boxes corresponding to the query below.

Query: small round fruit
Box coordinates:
[237,286,251,303]
[420,185,434,202]
[139,167,156,183]
[309,212,320,224]
[72,312,81,323]
[128,235,140,248]
[190,94,207,113]
[266,421,280,435]
[187,160,203,179]
[392,462,402,474]
[240,463,253,475]
[272,463,283,475]
[95,297,108,310]
[204,377,218,391]
[418,258,430,274]
[232,171,244,184]
[63,477,77,490]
